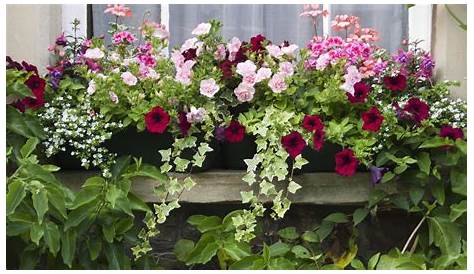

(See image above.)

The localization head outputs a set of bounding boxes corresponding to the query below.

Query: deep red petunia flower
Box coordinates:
[313,127,325,151]
[302,114,324,132]
[335,149,359,176]
[21,61,39,75]
[439,125,464,140]
[362,107,384,132]
[233,43,248,63]
[6,56,23,70]
[404,97,429,123]
[347,82,370,103]
[384,74,407,92]
[219,60,234,79]
[178,112,191,136]
[281,131,306,159]
[182,48,197,61]
[225,120,246,143]
[25,75,46,94]
[249,34,266,52]
[145,106,170,134]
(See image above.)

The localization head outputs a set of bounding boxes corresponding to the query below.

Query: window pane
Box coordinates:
[91,4,161,44]
[329,4,408,52]
[169,4,321,49]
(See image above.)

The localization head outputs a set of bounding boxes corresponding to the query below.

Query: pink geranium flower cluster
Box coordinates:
[104,4,132,17]
[112,31,137,45]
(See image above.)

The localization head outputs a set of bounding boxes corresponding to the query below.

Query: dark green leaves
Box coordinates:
[6,180,26,215]
[32,188,48,224]
[44,221,60,256]
[450,169,466,196]
[353,208,369,226]
[187,215,222,233]
[277,227,299,240]
[428,216,462,259]
[417,152,431,174]
[61,229,77,268]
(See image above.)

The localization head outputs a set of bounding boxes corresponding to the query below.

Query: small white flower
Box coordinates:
[84,48,104,59]
[86,80,96,95]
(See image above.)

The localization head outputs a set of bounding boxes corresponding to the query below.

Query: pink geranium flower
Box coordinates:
[104,4,132,17]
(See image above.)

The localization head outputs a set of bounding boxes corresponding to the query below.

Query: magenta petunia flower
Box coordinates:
[384,74,407,92]
[281,131,306,159]
[439,125,464,141]
[335,149,358,176]
[346,82,370,104]
[404,97,429,123]
[362,107,384,132]
[145,106,170,134]
[225,120,246,143]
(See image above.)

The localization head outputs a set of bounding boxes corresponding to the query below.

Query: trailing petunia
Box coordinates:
[145,106,171,134]
[281,131,306,159]
[302,114,324,132]
[225,120,246,143]
[383,74,407,92]
[335,148,359,176]
[439,125,464,140]
[346,82,370,103]
[362,106,384,132]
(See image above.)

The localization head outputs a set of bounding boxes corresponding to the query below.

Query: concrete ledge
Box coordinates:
[57,170,395,205]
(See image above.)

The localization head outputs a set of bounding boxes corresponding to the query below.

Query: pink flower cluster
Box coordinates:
[112,31,137,45]
[104,4,132,17]
[299,4,329,18]
[140,20,169,39]
[171,50,195,85]
[331,15,359,32]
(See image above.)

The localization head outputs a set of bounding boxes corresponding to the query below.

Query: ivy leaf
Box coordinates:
[183,177,196,191]
[353,208,369,226]
[417,152,431,174]
[293,155,309,170]
[6,180,26,215]
[260,180,276,196]
[240,191,254,204]
[159,148,172,162]
[287,180,302,194]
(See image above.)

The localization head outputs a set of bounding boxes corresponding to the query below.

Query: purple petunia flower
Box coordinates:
[369,166,389,185]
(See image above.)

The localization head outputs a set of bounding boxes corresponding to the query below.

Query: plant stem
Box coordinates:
[401,215,426,254]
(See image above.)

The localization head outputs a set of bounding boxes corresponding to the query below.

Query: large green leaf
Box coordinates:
[268,241,291,257]
[6,106,45,139]
[277,227,299,240]
[449,200,467,222]
[428,216,462,258]
[30,222,44,245]
[187,215,222,233]
[134,163,167,181]
[222,240,251,261]
[111,155,131,181]
[86,237,102,261]
[174,239,195,262]
[417,152,431,174]
[64,201,98,231]
[128,192,151,212]
[353,208,369,226]
[20,137,39,159]
[104,242,131,270]
[229,255,265,270]
[450,169,466,196]
[324,212,349,223]
[291,245,311,259]
[61,229,77,268]
[185,233,220,265]
[44,221,60,256]
[70,188,100,210]
[268,257,295,270]
[6,180,26,215]
[32,188,48,224]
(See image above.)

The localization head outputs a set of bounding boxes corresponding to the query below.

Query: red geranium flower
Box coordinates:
[384,74,407,92]
[145,106,170,134]
[404,97,429,123]
[178,112,191,136]
[335,149,359,176]
[347,82,370,103]
[302,114,324,132]
[362,107,384,132]
[225,120,246,143]
[281,131,306,159]
[249,34,266,52]
[313,127,325,151]
[440,125,464,140]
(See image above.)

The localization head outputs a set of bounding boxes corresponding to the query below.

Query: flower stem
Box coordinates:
[401,215,426,254]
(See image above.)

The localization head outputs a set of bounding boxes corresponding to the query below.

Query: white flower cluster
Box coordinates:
[38,95,123,177]
[430,97,467,129]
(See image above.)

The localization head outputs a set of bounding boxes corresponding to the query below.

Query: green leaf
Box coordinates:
[222,240,251,261]
[291,245,311,259]
[431,182,445,206]
[262,243,270,262]
[9,81,34,97]
[287,180,302,194]
[32,189,48,224]
[6,106,45,139]
[135,163,167,181]
[368,189,387,208]
[316,221,334,241]
[419,136,451,149]
[381,171,395,183]
[174,239,195,262]
[20,137,39,158]
[277,227,299,240]
[229,255,265,270]
[71,188,100,210]
[87,237,102,261]
[449,200,467,222]
[268,257,295,270]
[128,192,151,212]
[187,215,222,233]
[394,164,408,174]
[44,221,60,256]
[450,169,466,196]
[102,223,116,243]
[417,152,431,174]
[268,242,291,257]
[455,139,466,154]
[353,208,369,226]
[240,191,254,203]
[351,258,366,270]
[185,234,219,265]
[409,187,424,206]
[106,184,122,208]
[428,216,462,258]
[111,155,131,181]
[324,212,349,223]
[105,242,131,270]
[301,231,319,243]
[6,180,26,215]
[368,252,381,270]
[64,201,97,231]
[30,222,44,245]
[61,229,77,268]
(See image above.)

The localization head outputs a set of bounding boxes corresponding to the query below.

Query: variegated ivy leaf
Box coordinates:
[183,177,196,191]
[160,162,172,173]
[232,214,244,227]
[240,190,255,203]
[260,180,276,196]
[174,157,190,172]
[271,192,291,219]
[153,185,167,199]
[168,177,182,195]
[255,138,268,152]
[197,143,213,155]
[182,136,197,148]
[192,152,205,167]
[159,148,171,162]
[242,171,256,186]
[287,180,302,194]
[255,126,268,137]
[244,156,261,173]
[294,155,309,170]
